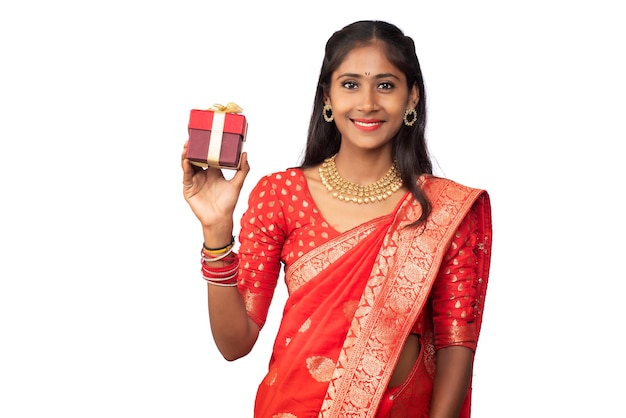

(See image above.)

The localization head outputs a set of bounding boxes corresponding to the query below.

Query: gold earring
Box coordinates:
[403,107,417,126]
[323,104,334,122]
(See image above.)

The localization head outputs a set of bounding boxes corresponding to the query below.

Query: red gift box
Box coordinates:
[187,106,248,169]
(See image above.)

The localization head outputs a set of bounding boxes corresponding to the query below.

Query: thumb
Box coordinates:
[231,152,250,190]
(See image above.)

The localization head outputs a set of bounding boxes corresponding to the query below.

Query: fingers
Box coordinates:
[182,141,248,193]
[181,141,190,171]
[181,141,195,189]
[181,140,189,162]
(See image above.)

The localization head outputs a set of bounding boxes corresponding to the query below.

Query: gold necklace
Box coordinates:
[318,154,403,204]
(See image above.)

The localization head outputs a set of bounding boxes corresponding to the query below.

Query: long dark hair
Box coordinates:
[300,20,432,226]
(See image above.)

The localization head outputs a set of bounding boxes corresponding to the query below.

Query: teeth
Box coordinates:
[354,121,380,127]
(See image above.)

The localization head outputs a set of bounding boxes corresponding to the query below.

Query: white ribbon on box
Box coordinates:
[207,102,244,166]
[207,112,225,165]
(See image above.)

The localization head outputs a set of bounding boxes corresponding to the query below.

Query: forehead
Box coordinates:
[335,42,400,75]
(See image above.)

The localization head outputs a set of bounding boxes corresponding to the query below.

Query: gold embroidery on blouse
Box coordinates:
[298,318,312,333]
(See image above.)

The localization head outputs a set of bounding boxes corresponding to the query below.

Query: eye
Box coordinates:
[378,82,394,90]
[342,80,358,89]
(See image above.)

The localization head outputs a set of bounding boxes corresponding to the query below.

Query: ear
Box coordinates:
[409,83,419,108]
[323,86,331,105]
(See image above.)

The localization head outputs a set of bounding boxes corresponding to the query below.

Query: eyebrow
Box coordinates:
[336,72,401,80]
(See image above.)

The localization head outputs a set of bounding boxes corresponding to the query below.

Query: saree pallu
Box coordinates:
[237,170,492,418]
[254,216,394,416]
[318,178,491,418]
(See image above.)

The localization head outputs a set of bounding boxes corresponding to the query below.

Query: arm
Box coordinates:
[203,221,261,361]
[206,273,260,361]
[429,346,474,418]
[429,208,481,417]
[181,144,257,360]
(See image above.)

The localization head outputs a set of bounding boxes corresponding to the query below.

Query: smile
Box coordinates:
[352,119,384,131]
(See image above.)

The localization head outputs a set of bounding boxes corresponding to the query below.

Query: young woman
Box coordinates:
[182,20,492,418]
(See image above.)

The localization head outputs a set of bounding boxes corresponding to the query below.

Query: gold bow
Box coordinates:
[209,102,243,113]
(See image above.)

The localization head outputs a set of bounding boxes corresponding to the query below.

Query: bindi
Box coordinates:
[365,71,371,76]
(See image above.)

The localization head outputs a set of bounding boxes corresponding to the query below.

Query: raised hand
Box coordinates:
[181,140,250,228]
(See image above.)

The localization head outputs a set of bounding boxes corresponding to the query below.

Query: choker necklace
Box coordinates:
[318,154,403,204]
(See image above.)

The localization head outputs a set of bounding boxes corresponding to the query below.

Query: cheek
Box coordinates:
[330,104,351,119]
[398,103,413,120]
[381,96,407,114]
[393,98,410,112]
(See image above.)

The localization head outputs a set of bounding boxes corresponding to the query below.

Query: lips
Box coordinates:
[352,119,384,131]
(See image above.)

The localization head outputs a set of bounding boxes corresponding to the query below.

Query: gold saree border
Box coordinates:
[286,217,389,295]
[319,177,489,418]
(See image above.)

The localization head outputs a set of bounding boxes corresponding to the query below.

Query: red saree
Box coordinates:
[236,169,492,418]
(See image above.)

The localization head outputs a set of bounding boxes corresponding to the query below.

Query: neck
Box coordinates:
[333,152,395,185]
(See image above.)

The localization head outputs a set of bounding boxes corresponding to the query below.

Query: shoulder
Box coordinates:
[421,175,488,200]
[248,168,306,200]
[420,175,490,217]
[253,168,305,189]
[416,176,492,241]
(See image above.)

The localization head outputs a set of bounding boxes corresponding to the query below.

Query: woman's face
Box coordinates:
[326,41,418,153]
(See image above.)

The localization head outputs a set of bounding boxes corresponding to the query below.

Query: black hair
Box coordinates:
[300,20,432,226]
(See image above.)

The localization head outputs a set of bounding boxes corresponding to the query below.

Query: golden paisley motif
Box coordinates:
[306,356,335,382]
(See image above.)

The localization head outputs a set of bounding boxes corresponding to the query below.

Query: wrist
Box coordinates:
[202,222,235,248]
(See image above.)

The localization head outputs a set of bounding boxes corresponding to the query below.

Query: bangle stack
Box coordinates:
[200,236,239,287]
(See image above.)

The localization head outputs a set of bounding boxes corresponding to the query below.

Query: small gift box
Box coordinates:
[187,103,248,170]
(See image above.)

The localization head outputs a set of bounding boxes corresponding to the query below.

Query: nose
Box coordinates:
[358,87,379,113]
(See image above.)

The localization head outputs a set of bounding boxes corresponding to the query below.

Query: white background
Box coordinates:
[1,1,624,417]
